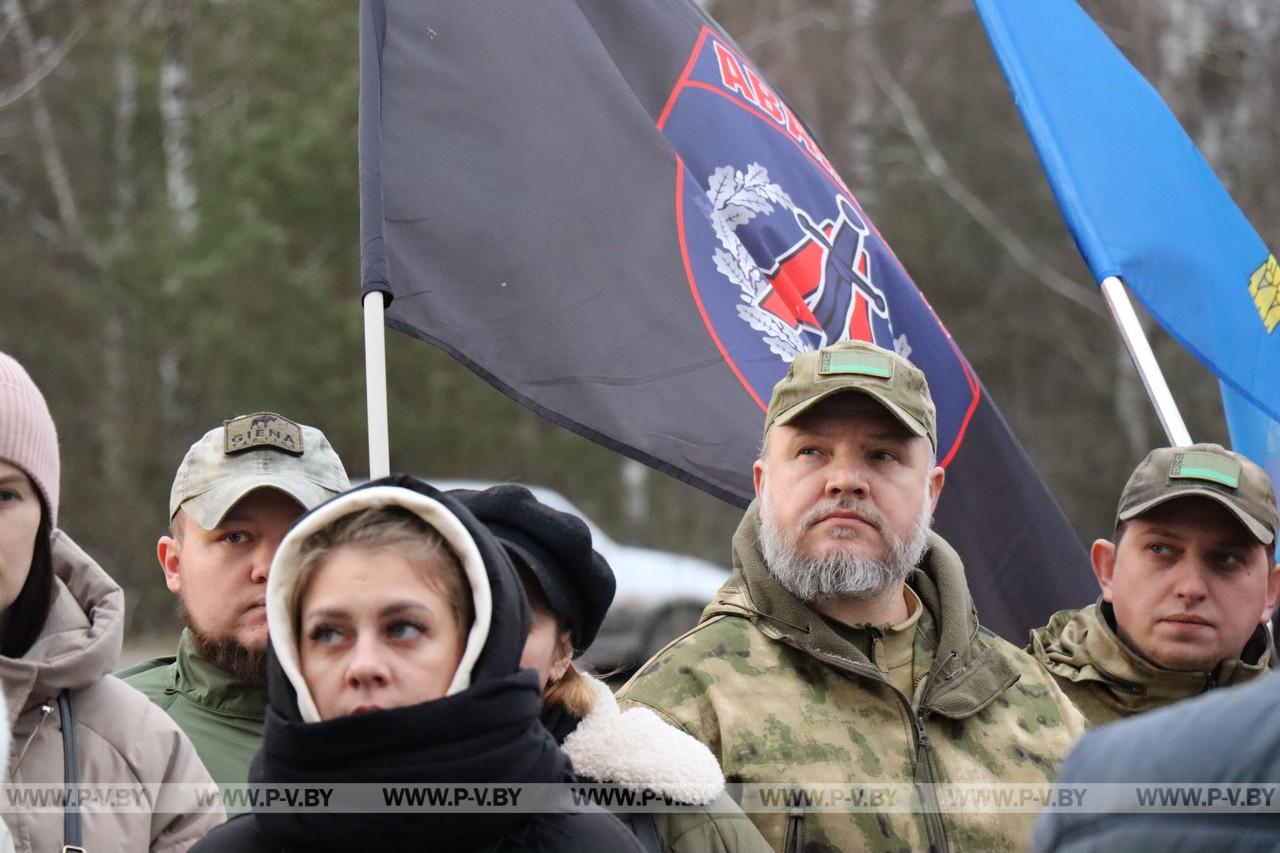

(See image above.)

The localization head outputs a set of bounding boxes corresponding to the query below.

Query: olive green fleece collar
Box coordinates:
[172,628,269,719]
[705,501,1020,719]
[1028,601,1272,715]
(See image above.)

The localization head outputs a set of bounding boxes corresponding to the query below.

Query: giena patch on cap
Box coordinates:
[1169,450,1241,489]
[819,349,893,379]
[224,412,304,457]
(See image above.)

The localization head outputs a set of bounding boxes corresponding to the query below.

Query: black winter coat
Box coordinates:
[192,476,641,853]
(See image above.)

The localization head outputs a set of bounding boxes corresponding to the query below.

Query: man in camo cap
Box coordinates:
[618,340,1084,852]
[119,413,349,788]
[1030,443,1278,726]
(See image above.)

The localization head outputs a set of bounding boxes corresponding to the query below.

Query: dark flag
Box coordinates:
[359,0,1093,640]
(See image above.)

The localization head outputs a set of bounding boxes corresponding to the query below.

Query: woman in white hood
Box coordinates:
[193,475,642,853]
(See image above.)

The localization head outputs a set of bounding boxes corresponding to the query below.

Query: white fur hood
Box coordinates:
[562,675,724,805]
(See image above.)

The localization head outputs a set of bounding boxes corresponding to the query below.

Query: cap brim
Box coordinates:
[773,386,931,444]
[1119,487,1275,545]
[178,474,342,530]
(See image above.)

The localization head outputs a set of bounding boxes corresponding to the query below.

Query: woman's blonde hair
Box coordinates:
[517,566,596,718]
[293,505,474,647]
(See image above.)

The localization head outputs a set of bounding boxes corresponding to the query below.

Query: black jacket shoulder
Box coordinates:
[504,810,647,852]
[190,814,269,853]
[191,809,645,853]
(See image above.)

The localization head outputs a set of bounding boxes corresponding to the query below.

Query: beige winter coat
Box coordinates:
[0,531,223,852]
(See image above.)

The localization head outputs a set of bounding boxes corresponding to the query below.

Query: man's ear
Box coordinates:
[753,459,766,501]
[927,465,945,514]
[157,535,183,595]
[1261,562,1280,624]
[1090,538,1118,601]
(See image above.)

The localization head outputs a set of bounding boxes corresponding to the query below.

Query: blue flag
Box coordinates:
[1222,382,1280,490]
[973,0,1280,454]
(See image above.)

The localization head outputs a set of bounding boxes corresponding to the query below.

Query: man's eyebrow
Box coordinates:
[787,424,914,442]
[1136,525,1188,541]
[865,429,914,442]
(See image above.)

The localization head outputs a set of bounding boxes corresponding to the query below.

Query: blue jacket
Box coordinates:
[1033,671,1280,852]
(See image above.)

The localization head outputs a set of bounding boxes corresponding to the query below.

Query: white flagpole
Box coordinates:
[363,291,391,478]
[1100,275,1192,446]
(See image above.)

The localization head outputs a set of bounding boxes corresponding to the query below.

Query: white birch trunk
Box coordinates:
[159,0,198,239]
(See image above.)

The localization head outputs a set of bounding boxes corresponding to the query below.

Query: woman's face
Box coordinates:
[299,545,466,720]
[0,461,42,611]
[519,603,572,691]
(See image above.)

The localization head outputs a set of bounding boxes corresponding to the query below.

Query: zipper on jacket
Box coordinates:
[802,646,952,853]
[784,809,804,853]
[13,702,54,772]
[910,707,949,853]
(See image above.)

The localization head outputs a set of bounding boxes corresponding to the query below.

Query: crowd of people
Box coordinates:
[0,340,1275,852]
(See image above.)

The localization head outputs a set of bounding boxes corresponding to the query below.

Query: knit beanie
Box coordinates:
[0,353,60,525]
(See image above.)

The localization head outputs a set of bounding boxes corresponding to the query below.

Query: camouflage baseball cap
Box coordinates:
[169,412,350,530]
[764,340,936,449]
[1117,443,1277,545]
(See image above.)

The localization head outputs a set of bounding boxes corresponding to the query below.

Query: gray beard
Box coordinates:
[759,488,932,603]
[180,602,268,686]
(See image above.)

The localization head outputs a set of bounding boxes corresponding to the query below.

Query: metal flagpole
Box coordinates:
[1100,276,1192,446]
[363,291,391,478]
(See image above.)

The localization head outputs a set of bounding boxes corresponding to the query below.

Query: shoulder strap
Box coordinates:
[57,689,84,853]
[630,812,662,853]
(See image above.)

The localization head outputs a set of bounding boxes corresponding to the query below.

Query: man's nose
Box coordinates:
[248,542,276,583]
[1172,559,1209,602]
[826,455,869,498]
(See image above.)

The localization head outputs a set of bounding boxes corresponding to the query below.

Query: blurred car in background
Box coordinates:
[431,479,730,673]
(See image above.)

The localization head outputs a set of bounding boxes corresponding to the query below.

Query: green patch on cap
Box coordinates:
[820,349,893,379]
[1170,451,1241,489]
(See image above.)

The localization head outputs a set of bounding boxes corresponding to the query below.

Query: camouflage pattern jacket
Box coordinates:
[617,503,1085,853]
[1028,600,1272,727]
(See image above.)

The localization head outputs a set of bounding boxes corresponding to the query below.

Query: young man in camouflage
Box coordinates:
[617,340,1084,853]
[1029,444,1278,726]
[118,413,349,787]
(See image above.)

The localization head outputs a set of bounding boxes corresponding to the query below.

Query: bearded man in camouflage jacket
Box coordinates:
[617,340,1084,853]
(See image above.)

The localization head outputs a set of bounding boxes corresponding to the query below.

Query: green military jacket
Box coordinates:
[117,628,267,790]
[617,503,1084,853]
[1028,600,1272,727]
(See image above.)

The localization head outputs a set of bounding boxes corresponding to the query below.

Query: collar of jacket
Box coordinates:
[1029,600,1272,713]
[170,628,268,720]
[706,501,1020,720]
[0,530,123,730]
[561,674,724,805]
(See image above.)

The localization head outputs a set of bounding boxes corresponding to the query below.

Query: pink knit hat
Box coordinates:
[0,352,60,525]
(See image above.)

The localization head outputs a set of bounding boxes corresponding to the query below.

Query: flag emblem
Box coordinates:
[1250,255,1279,334]
[707,161,897,360]
[661,28,978,464]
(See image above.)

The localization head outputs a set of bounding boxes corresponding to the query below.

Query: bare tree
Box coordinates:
[3,0,95,264]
